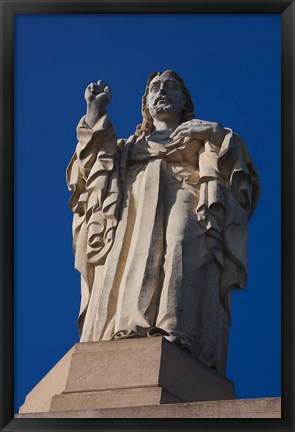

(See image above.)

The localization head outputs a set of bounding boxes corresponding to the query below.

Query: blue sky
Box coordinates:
[14,14,281,411]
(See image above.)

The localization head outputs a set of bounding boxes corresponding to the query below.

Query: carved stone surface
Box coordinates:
[17,397,281,419]
[67,70,259,375]
[19,338,236,414]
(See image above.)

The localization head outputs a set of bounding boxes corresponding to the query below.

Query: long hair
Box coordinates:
[135,70,195,137]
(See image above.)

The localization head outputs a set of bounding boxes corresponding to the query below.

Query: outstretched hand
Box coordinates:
[170,119,226,147]
[85,80,112,128]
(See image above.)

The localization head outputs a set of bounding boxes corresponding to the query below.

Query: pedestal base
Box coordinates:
[19,337,236,414]
[17,397,281,418]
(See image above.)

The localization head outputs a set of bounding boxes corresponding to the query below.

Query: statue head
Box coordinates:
[136,70,195,136]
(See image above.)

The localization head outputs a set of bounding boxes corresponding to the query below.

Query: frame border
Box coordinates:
[1,1,294,431]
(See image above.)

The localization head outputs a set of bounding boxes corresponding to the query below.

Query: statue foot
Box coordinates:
[147,327,170,337]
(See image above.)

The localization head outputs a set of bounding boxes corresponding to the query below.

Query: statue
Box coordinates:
[67,70,259,375]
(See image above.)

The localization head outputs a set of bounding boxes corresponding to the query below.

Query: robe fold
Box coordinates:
[67,114,259,374]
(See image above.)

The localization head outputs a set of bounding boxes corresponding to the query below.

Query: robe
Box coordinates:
[66,114,259,374]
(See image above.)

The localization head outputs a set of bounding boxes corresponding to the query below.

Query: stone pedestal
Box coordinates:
[19,337,236,414]
[17,397,281,418]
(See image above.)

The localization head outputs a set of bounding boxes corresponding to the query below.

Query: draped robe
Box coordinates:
[67,114,259,374]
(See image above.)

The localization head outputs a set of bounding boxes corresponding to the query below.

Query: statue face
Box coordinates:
[147,74,185,121]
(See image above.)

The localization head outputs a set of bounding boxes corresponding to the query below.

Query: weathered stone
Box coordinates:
[50,388,180,411]
[19,338,235,414]
[67,70,260,375]
[17,397,281,418]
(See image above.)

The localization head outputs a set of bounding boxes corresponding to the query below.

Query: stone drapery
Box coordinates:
[67,114,259,374]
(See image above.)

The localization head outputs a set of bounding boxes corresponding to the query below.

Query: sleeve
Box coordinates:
[66,115,122,334]
[197,129,260,317]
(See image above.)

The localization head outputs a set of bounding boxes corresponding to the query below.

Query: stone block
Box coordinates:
[16,397,281,418]
[19,337,235,414]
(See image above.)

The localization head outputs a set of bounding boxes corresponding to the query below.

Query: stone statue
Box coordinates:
[67,70,259,375]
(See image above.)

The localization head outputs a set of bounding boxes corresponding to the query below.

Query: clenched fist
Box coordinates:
[85,80,112,128]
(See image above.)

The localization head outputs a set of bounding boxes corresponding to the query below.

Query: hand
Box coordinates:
[170,119,226,147]
[85,80,112,128]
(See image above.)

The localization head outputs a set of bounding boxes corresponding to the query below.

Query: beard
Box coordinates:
[149,102,177,118]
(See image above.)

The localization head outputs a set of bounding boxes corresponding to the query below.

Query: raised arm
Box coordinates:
[66,79,121,299]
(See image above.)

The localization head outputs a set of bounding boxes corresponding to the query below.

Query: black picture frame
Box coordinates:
[0,1,293,431]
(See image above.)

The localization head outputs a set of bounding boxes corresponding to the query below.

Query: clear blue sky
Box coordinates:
[14,14,281,411]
